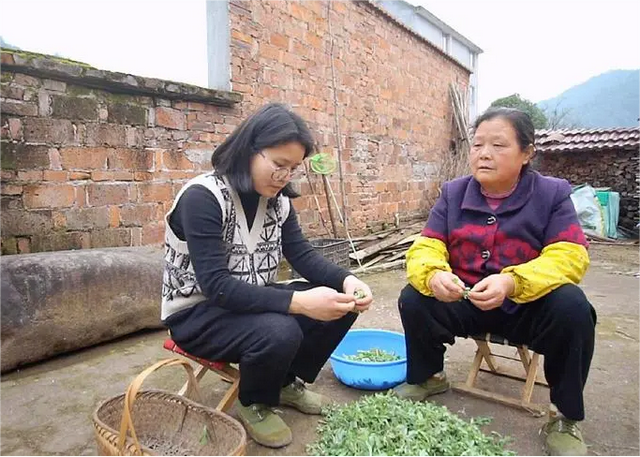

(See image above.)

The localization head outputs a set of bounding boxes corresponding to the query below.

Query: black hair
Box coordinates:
[211,103,316,197]
[473,107,536,171]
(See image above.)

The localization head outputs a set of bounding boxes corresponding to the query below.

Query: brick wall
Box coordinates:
[537,149,639,229]
[1,0,471,254]
[229,0,470,235]
[1,50,241,254]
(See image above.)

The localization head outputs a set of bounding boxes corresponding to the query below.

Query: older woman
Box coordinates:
[393,107,595,456]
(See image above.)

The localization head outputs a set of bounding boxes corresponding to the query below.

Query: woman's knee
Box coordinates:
[254,314,303,357]
[545,284,596,330]
[398,284,437,317]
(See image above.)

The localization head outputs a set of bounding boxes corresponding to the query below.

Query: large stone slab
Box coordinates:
[1,246,165,372]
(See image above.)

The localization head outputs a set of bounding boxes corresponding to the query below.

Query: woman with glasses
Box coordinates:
[161,103,373,448]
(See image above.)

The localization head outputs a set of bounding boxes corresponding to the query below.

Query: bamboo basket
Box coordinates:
[92,358,246,455]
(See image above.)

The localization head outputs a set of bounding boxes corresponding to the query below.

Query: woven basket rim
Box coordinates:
[92,388,246,455]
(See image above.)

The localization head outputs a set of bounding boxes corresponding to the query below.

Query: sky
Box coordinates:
[415,0,640,110]
[2,0,639,112]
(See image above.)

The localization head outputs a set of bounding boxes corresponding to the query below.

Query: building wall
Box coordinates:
[1,50,240,254]
[229,0,470,235]
[377,0,479,119]
[1,0,471,254]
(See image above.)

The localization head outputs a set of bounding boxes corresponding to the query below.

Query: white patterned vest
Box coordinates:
[161,172,290,320]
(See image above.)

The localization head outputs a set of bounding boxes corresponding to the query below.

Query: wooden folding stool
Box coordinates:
[163,338,240,413]
[452,333,549,415]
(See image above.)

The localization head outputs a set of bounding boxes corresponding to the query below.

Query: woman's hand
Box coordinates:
[290,287,356,321]
[429,271,466,302]
[468,274,515,311]
[343,275,373,313]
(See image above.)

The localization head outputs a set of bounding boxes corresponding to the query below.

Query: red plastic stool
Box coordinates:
[163,338,240,412]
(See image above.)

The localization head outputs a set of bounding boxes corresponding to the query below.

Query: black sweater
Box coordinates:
[168,184,351,314]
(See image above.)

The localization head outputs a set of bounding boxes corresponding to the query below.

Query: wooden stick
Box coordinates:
[327,1,349,236]
[304,161,332,237]
[349,230,410,261]
[350,259,405,275]
[321,175,338,238]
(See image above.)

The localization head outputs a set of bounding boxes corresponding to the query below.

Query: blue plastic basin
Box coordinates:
[329,329,407,390]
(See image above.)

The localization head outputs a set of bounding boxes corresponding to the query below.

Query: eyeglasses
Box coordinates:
[259,151,306,181]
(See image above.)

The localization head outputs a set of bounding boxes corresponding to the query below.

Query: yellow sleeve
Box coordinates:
[406,236,452,296]
[501,241,590,304]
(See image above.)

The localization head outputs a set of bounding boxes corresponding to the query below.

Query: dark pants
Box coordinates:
[166,281,357,406]
[398,283,597,421]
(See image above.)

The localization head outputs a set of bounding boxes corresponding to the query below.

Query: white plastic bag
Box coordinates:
[570,185,606,238]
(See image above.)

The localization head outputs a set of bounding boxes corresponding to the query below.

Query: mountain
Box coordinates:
[537,69,639,129]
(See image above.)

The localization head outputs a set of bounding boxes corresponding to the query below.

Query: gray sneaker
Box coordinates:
[392,372,450,401]
[235,401,292,448]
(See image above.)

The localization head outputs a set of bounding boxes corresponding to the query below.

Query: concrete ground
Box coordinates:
[1,244,638,456]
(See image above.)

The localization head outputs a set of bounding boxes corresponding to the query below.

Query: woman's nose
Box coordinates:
[478,145,491,158]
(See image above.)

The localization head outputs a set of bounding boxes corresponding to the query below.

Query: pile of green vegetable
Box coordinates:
[343,348,401,363]
[307,392,514,456]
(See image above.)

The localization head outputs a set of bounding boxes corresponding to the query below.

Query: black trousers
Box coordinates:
[166,281,357,406]
[398,283,597,421]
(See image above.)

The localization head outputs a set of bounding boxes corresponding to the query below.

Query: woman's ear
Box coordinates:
[522,144,536,164]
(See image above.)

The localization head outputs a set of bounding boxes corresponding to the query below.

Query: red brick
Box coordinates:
[31,232,85,253]
[23,118,76,145]
[76,185,88,207]
[87,183,131,206]
[1,143,50,170]
[270,33,289,49]
[69,171,91,180]
[48,212,65,231]
[1,209,53,236]
[59,147,110,170]
[1,100,37,116]
[13,73,39,87]
[133,171,154,181]
[1,184,22,196]
[155,107,186,130]
[231,29,253,44]
[17,237,31,253]
[162,150,196,170]
[64,206,109,230]
[137,182,173,203]
[85,124,127,147]
[48,148,62,170]
[289,2,310,21]
[43,170,69,181]
[91,171,134,181]
[43,79,66,92]
[90,228,131,248]
[109,206,120,228]
[108,148,153,171]
[141,223,164,245]
[2,86,25,100]
[23,184,75,209]
[153,171,198,180]
[17,170,44,182]
[120,204,159,227]
[259,43,281,61]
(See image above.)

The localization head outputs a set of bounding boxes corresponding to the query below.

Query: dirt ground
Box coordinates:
[1,244,638,456]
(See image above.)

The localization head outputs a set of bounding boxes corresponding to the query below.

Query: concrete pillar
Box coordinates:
[207,0,231,91]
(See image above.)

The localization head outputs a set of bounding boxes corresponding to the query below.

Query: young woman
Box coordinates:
[394,107,595,456]
[161,103,373,448]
